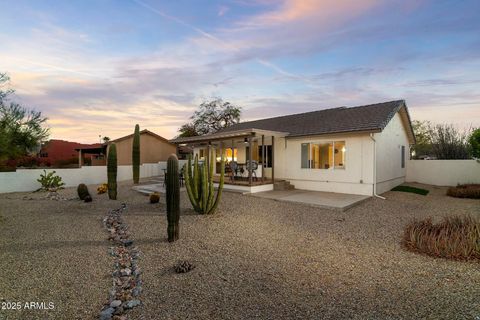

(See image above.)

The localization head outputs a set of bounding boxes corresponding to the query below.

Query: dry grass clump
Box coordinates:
[403,215,480,260]
[446,184,480,199]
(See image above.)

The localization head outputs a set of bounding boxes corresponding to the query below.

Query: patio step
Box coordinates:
[274,180,295,191]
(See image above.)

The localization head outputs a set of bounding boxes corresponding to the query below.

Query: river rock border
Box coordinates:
[100,204,142,320]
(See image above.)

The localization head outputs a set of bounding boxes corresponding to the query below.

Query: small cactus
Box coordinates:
[149,192,160,203]
[132,124,140,184]
[77,183,90,200]
[108,143,118,200]
[166,154,180,242]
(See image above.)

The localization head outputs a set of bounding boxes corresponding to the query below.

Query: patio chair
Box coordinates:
[246,160,258,181]
[230,161,240,181]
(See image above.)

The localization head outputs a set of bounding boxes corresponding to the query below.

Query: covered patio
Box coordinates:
[170,129,287,192]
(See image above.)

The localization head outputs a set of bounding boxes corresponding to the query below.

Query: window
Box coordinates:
[216,148,237,162]
[199,148,206,160]
[401,145,405,168]
[301,141,346,169]
[334,141,346,169]
[258,145,272,168]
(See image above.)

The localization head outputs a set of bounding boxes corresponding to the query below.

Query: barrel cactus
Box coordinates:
[77,183,90,200]
[132,124,140,184]
[108,143,118,200]
[149,192,160,203]
[184,148,224,215]
[166,154,180,242]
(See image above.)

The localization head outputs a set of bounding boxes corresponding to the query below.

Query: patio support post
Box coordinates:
[261,135,265,182]
[78,149,82,168]
[271,136,275,182]
[248,136,253,186]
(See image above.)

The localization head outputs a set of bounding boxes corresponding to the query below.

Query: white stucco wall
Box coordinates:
[374,113,410,194]
[406,160,480,186]
[0,163,161,193]
[275,134,375,195]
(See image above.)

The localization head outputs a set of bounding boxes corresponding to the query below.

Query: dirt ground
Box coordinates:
[1,182,479,320]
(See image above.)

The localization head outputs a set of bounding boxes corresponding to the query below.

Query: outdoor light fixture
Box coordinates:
[244,137,248,144]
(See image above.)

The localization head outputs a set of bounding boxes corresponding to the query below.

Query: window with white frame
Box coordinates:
[301,141,346,169]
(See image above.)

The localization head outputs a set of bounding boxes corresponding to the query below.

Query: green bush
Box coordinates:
[37,170,65,191]
[403,215,480,260]
[446,184,480,199]
[391,185,429,196]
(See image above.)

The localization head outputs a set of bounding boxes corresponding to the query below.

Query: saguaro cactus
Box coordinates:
[108,143,118,200]
[132,124,140,184]
[166,154,180,242]
[184,148,224,215]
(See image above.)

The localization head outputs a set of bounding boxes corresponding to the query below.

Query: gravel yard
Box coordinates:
[1,182,479,319]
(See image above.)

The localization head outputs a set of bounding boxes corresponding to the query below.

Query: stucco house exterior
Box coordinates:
[171,100,415,196]
[77,129,176,166]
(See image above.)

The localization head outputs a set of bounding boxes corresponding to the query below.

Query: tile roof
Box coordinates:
[217,100,408,137]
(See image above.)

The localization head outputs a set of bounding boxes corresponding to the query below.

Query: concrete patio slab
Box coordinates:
[249,189,370,211]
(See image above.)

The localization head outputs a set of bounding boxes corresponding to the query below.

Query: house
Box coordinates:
[170,100,415,195]
[38,140,103,167]
[76,130,176,166]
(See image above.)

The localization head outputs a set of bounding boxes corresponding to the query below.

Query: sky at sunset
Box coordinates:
[0,0,479,143]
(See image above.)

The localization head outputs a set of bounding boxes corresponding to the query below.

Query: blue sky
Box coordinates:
[0,0,479,142]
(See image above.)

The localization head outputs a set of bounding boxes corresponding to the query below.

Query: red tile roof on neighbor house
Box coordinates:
[38,139,102,164]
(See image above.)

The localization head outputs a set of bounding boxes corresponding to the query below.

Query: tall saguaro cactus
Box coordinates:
[132,124,140,184]
[166,154,180,242]
[107,143,118,200]
[184,148,224,215]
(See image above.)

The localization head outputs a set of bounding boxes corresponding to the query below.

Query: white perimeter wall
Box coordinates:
[406,160,480,186]
[0,163,162,193]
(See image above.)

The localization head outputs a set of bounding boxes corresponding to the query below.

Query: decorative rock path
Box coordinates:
[100,204,142,320]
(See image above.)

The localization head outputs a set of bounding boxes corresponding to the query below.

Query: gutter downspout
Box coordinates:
[370,133,386,200]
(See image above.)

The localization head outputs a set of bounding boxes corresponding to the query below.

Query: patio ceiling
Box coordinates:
[169,128,288,145]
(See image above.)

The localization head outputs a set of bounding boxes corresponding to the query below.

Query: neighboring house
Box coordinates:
[170,100,416,195]
[38,139,102,166]
[76,129,176,166]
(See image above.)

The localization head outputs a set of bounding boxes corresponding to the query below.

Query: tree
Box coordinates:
[428,124,471,159]
[102,136,110,143]
[0,73,49,164]
[177,123,198,138]
[178,99,241,137]
[411,120,433,158]
[469,128,480,158]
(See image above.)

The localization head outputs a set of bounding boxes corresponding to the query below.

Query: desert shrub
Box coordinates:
[97,183,108,194]
[403,215,480,260]
[77,183,90,200]
[37,170,65,191]
[446,184,480,199]
[149,192,160,204]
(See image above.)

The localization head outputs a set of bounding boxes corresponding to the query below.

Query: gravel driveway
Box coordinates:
[1,182,479,320]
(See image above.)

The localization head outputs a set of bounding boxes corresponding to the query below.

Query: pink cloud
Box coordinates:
[241,0,379,26]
